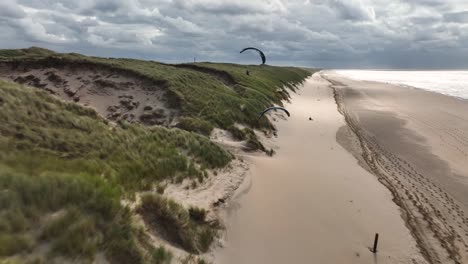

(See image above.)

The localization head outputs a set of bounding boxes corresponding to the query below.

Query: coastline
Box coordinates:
[324,71,468,264]
[215,73,426,264]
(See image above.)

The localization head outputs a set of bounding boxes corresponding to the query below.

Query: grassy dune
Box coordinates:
[0,48,312,263]
[0,47,310,130]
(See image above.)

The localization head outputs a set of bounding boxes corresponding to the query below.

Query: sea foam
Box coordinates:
[334,70,468,100]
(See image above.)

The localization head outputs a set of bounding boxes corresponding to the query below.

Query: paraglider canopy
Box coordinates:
[259,106,290,118]
[240,47,266,65]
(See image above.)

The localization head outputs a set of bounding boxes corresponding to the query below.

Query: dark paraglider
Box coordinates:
[259,106,290,118]
[240,47,266,65]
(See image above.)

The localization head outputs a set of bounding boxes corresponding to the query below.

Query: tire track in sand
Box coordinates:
[327,75,468,264]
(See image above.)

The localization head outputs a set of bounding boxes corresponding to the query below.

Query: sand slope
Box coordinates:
[216,73,426,264]
[0,61,177,125]
[325,71,468,264]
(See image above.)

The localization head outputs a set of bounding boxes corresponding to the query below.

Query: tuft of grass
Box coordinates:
[152,246,173,264]
[156,184,166,195]
[176,117,214,136]
[0,234,34,256]
[227,125,247,140]
[180,255,211,264]
[137,193,218,254]
[227,126,265,151]
[188,207,207,223]
[243,128,266,152]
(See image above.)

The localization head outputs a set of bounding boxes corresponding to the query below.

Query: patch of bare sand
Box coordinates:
[215,73,427,264]
[324,71,468,264]
[130,128,257,262]
[0,61,177,125]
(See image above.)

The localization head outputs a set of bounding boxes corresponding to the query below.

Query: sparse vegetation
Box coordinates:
[180,255,211,264]
[138,194,219,254]
[188,207,208,223]
[228,126,266,151]
[152,246,173,264]
[227,125,247,140]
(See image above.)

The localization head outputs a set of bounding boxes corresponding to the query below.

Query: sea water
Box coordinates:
[334,70,468,100]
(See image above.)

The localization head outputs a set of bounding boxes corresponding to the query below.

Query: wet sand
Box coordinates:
[215,74,426,264]
[324,71,468,263]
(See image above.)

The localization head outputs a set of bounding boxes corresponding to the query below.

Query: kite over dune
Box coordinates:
[240,47,266,65]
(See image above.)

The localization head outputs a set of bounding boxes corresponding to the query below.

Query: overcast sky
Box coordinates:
[1,0,468,69]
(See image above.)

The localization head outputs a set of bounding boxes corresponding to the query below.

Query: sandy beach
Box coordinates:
[324,71,468,264]
[215,73,428,264]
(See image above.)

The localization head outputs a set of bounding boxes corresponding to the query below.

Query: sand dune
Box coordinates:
[0,60,178,126]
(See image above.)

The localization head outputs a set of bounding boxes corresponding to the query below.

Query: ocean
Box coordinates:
[333,70,468,100]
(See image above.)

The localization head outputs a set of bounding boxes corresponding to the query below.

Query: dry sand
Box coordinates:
[324,71,468,264]
[215,73,427,264]
[0,61,177,125]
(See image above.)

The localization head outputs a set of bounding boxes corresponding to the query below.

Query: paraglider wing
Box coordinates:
[259,106,290,118]
[240,47,266,65]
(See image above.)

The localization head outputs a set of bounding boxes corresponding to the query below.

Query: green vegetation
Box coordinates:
[0,47,312,263]
[138,194,218,254]
[152,246,173,264]
[0,167,141,263]
[0,80,229,263]
[188,207,208,223]
[227,126,266,151]
[0,48,311,131]
[180,255,211,264]
[176,117,214,136]
[0,47,55,58]
[0,80,231,191]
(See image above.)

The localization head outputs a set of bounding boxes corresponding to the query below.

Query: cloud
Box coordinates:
[327,0,376,21]
[444,11,468,23]
[0,0,26,19]
[0,0,468,68]
[172,0,286,15]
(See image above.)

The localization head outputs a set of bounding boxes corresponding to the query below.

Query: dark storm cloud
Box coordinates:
[1,0,468,68]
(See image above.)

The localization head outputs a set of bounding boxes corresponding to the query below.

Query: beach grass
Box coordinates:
[0,47,312,263]
[0,80,229,262]
[138,193,219,254]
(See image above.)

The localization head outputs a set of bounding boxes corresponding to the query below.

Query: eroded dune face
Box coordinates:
[0,61,178,126]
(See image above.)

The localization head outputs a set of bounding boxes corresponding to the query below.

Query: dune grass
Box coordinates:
[0,47,312,263]
[152,246,173,264]
[0,48,312,131]
[0,80,230,262]
[0,47,55,58]
[138,193,219,254]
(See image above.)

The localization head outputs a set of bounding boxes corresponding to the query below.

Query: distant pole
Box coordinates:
[372,233,379,253]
